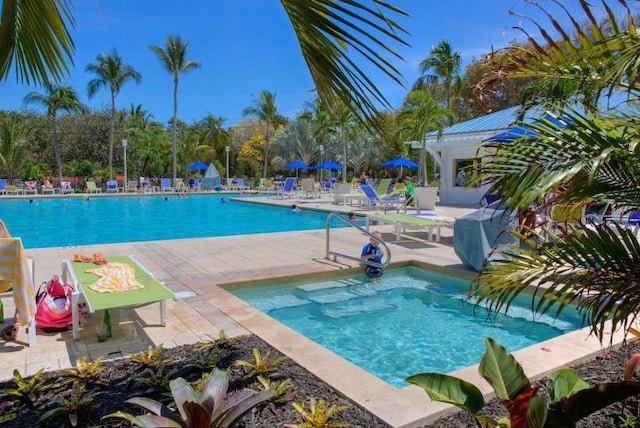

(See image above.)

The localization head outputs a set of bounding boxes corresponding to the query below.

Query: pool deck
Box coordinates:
[0,194,624,427]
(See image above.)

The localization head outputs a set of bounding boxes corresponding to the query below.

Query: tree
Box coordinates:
[416,40,461,110]
[24,82,84,186]
[149,35,200,183]
[242,90,286,178]
[4,1,408,135]
[0,114,30,180]
[85,49,141,180]
[0,0,75,85]
[397,90,451,185]
[473,0,640,342]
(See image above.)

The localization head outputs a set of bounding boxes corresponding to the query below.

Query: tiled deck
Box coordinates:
[0,196,620,427]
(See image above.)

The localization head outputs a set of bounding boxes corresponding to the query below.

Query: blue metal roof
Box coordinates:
[426,105,542,138]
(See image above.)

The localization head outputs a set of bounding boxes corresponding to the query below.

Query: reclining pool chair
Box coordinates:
[356,183,401,211]
[278,177,300,199]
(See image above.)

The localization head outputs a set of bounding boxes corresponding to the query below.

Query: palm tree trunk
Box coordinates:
[172,78,178,183]
[109,91,116,180]
[341,128,348,183]
[51,113,63,187]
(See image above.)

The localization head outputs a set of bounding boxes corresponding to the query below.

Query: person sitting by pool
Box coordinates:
[361,231,384,277]
[42,179,53,192]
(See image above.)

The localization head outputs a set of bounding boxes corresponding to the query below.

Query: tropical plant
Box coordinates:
[106,368,274,427]
[257,375,296,404]
[130,344,170,369]
[133,365,179,395]
[397,89,452,185]
[0,368,59,407]
[236,347,283,378]
[186,347,220,372]
[242,90,287,178]
[0,0,75,85]
[415,40,461,109]
[149,35,200,183]
[408,338,640,428]
[0,114,31,181]
[286,398,349,428]
[62,356,104,386]
[470,0,640,343]
[85,48,141,180]
[23,82,85,186]
[39,381,101,427]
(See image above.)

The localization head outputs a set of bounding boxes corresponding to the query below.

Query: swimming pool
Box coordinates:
[0,194,345,249]
[230,266,585,387]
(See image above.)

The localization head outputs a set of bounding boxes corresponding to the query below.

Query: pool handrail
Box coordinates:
[325,212,391,268]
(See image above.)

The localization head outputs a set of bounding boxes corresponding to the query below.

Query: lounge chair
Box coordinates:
[86,180,102,194]
[127,180,138,193]
[301,178,319,199]
[189,178,202,192]
[230,178,250,191]
[23,181,38,195]
[41,180,56,194]
[375,178,392,196]
[277,177,300,199]
[105,180,119,193]
[61,254,175,340]
[354,183,401,211]
[160,177,174,192]
[332,183,355,205]
[6,184,23,195]
[60,181,74,194]
[413,187,439,211]
[0,179,6,195]
[0,238,37,346]
[365,212,448,243]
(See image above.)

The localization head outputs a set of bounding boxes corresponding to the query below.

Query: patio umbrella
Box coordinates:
[315,160,343,170]
[186,161,209,171]
[381,157,419,177]
[284,160,310,178]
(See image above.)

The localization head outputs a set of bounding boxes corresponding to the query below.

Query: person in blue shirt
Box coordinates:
[361,231,384,277]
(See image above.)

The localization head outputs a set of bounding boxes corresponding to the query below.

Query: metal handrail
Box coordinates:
[325,212,391,268]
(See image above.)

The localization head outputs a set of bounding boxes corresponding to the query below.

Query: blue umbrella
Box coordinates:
[315,160,343,170]
[186,161,209,171]
[381,157,419,177]
[284,160,310,178]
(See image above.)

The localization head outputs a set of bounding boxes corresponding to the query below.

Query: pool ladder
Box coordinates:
[325,212,391,269]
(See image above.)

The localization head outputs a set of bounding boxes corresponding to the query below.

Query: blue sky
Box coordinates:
[0,0,628,127]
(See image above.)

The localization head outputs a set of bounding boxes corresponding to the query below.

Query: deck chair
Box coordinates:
[189,178,202,192]
[333,183,355,205]
[105,180,119,193]
[375,178,392,196]
[23,181,38,195]
[230,178,250,191]
[301,178,319,198]
[277,177,300,199]
[127,180,138,193]
[160,178,173,192]
[86,180,102,193]
[355,183,401,211]
[41,180,56,194]
[0,179,6,195]
[60,181,74,194]
[0,238,37,346]
[6,184,23,195]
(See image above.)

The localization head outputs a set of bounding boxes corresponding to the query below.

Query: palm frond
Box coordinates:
[0,0,75,85]
[281,0,408,131]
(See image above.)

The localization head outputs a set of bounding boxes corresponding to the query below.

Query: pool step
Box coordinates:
[251,295,310,312]
[321,298,394,319]
[296,278,363,293]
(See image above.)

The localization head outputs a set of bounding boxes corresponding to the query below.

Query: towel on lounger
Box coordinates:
[86,262,144,293]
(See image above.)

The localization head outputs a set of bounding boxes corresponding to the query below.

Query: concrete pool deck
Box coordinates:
[0,196,624,427]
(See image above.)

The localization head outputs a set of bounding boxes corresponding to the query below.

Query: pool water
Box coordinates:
[231,267,585,387]
[0,194,345,249]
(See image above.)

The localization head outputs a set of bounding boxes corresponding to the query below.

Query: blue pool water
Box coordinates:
[0,194,344,249]
[231,267,585,387]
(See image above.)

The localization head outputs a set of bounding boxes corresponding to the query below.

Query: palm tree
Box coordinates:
[85,49,141,180]
[4,1,408,134]
[242,90,286,178]
[0,0,75,85]
[416,40,461,109]
[149,35,200,183]
[473,0,640,342]
[24,82,84,186]
[397,90,452,185]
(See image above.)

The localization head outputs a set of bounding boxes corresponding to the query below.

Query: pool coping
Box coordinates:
[212,260,627,428]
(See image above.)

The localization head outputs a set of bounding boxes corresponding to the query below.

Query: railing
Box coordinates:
[325,212,391,268]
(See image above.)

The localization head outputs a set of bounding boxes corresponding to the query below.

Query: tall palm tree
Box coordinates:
[473,0,640,342]
[4,1,408,134]
[0,0,75,85]
[397,90,452,185]
[416,40,461,109]
[85,49,141,180]
[24,82,84,185]
[149,35,200,183]
[242,90,286,178]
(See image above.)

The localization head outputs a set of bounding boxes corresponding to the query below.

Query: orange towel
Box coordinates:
[85,262,144,293]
